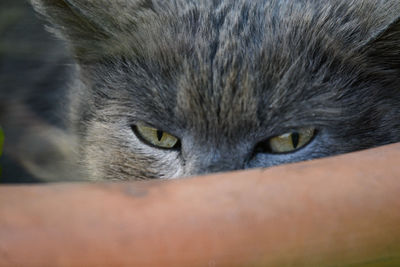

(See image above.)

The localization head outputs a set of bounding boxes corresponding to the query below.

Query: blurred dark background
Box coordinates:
[0,0,72,183]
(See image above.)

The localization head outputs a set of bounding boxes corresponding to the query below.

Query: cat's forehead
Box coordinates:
[126,0,379,86]
[130,0,397,54]
[122,1,332,125]
[96,0,399,137]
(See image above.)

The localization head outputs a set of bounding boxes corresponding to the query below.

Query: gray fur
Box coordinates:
[30,0,400,180]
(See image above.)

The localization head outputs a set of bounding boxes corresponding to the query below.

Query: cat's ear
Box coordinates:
[362,15,400,69]
[30,0,154,61]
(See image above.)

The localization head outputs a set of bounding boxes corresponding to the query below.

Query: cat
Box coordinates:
[23,0,400,181]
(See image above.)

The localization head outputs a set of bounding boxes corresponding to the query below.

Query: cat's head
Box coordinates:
[31,0,400,180]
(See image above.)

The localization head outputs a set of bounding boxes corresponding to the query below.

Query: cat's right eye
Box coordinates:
[133,125,180,150]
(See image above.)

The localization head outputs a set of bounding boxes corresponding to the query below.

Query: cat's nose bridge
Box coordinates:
[184,145,251,176]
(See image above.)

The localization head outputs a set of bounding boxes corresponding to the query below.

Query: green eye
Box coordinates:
[134,125,179,149]
[269,127,315,153]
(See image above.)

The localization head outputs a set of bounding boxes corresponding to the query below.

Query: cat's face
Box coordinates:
[32,0,400,180]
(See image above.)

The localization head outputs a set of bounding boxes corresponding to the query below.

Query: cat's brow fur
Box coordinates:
[30,0,400,180]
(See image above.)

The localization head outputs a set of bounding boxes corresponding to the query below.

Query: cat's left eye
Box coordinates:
[255,127,316,154]
[262,127,316,154]
[133,125,180,149]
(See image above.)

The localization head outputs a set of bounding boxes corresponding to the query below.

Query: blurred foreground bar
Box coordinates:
[0,144,400,267]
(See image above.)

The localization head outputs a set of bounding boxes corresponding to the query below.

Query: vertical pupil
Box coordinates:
[292,132,300,148]
[156,130,163,141]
